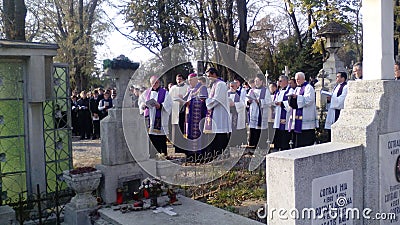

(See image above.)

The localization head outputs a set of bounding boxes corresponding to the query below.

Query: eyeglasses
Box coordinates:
[278,80,283,82]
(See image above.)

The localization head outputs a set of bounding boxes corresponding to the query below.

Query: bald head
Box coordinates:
[150,76,160,89]
[188,75,198,88]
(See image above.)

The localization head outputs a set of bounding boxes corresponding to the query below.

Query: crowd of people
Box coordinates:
[134,67,353,161]
[71,88,116,140]
[70,61,400,161]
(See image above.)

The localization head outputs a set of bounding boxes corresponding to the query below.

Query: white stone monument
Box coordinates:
[267,1,400,224]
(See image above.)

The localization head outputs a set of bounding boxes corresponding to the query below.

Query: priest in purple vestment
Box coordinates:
[182,73,208,161]
[139,76,172,155]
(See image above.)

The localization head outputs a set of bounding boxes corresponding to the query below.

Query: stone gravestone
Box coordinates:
[96,56,148,204]
[267,1,399,225]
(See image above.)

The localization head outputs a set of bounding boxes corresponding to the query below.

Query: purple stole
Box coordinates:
[279,87,291,130]
[229,91,240,129]
[145,88,166,131]
[294,82,308,133]
[204,80,221,133]
[257,87,267,128]
[271,91,278,120]
[334,81,347,122]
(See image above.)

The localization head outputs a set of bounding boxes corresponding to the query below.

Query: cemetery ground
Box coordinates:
[72,138,266,222]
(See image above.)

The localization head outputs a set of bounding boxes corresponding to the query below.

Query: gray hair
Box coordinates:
[295,72,305,79]
[279,75,289,82]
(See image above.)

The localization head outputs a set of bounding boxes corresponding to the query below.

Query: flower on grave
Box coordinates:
[138,177,163,198]
[156,153,166,160]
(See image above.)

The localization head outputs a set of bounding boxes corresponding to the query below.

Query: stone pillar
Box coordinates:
[27,54,56,194]
[322,51,346,88]
[97,62,149,204]
[363,0,394,80]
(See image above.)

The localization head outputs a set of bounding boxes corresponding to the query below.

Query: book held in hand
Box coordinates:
[173,97,186,104]
[145,99,158,108]
[320,90,332,97]
[246,92,257,100]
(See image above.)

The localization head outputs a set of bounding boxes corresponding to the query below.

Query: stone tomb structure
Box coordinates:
[0,40,71,224]
[267,1,400,225]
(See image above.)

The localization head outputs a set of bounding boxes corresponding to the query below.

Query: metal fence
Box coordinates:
[6,184,74,225]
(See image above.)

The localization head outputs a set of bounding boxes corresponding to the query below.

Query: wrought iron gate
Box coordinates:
[43,63,72,193]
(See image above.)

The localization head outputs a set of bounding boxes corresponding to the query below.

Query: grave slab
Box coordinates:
[98,195,264,225]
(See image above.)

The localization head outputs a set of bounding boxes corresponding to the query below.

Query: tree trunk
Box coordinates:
[285,1,302,49]
[306,8,312,41]
[14,0,27,40]
[395,0,400,58]
[237,0,249,54]
[3,0,26,40]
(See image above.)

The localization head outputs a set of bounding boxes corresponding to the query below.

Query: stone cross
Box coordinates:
[363,0,394,80]
[152,207,178,216]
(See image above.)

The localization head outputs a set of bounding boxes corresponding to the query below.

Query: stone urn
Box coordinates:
[63,167,102,209]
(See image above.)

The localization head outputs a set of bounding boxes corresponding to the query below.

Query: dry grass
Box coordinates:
[72,138,102,168]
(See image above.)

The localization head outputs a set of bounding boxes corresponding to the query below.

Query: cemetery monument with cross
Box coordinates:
[267,0,400,224]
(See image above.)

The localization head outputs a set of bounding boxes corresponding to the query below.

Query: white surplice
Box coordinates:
[204,81,231,133]
[169,83,188,125]
[138,89,172,135]
[324,83,348,129]
[273,87,293,130]
[247,87,272,129]
[289,84,318,130]
[228,92,246,130]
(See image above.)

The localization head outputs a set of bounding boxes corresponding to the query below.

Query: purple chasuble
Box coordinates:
[185,83,207,140]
